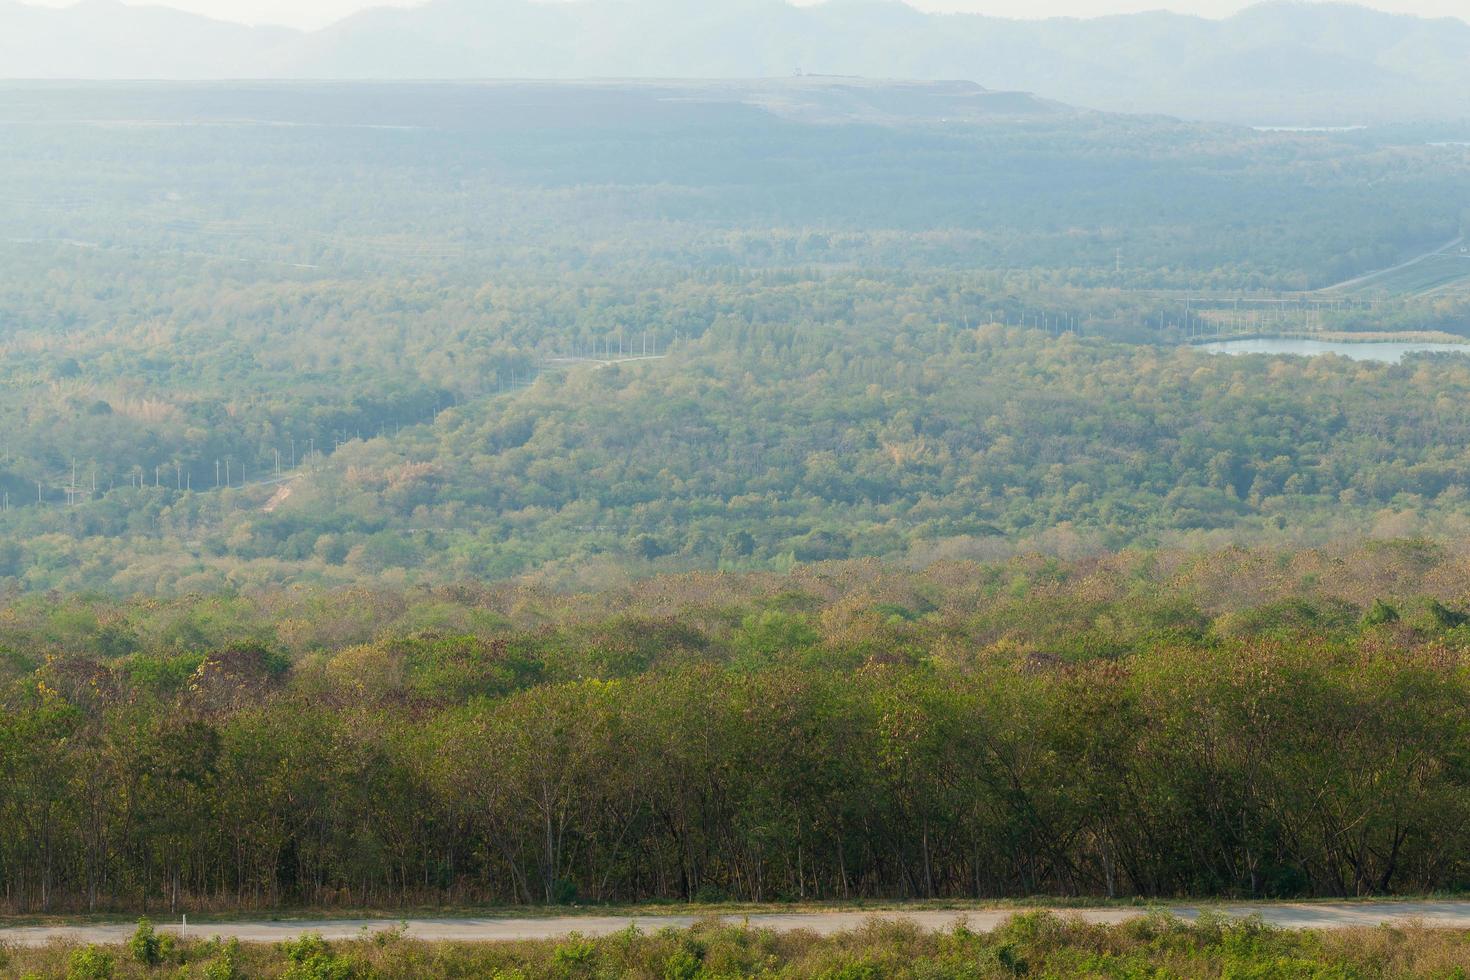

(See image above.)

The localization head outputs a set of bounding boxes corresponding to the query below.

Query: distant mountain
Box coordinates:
[0,0,295,79]
[3,0,1469,124]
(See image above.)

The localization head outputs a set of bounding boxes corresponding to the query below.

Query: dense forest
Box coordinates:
[2,86,1470,593]
[10,323,1470,592]
[4,541,1470,913]
[7,83,1470,937]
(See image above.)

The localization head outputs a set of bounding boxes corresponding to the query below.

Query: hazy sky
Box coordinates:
[23,0,1470,31]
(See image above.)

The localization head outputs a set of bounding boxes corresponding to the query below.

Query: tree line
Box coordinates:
[3,547,1469,913]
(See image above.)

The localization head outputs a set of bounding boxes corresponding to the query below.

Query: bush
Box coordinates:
[551,877,579,905]
[1361,599,1400,627]
[281,934,356,980]
[691,884,729,904]
[370,922,409,948]
[662,946,703,980]
[552,936,597,973]
[815,963,883,980]
[126,918,162,965]
[201,938,244,980]
[66,946,115,980]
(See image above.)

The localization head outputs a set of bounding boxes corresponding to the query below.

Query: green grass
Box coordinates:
[8,911,1470,978]
[1345,253,1470,296]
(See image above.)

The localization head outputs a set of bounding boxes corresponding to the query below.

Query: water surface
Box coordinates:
[1202,338,1470,364]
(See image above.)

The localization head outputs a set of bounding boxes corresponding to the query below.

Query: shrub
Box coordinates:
[66,946,115,980]
[692,884,729,904]
[127,918,162,965]
[201,938,244,980]
[281,934,356,980]
[1361,599,1400,627]
[815,962,883,980]
[551,877,579,905]
[663,947,704,980]
[552,936,597,973]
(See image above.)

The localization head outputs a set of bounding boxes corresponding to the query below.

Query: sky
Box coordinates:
[20,0,1470,31]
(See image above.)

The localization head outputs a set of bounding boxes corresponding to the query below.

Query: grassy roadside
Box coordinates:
[7,911,1470,979]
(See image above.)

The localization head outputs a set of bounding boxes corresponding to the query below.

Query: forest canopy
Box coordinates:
[3,543,1470,912]
[6,84,1470,929]
[2,84,1470,593]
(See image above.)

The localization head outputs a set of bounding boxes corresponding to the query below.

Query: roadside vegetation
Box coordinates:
[8,913,1470,978]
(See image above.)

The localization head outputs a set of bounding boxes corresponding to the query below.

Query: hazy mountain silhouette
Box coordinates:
[3,0,1467,123]
[0,0,294,78]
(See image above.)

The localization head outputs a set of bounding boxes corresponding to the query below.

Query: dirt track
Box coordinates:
[5,902,1470,947]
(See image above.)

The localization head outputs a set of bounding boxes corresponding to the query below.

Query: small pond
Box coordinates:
[1201,338,1470,364]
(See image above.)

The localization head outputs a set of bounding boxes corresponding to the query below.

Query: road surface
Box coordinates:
[6,902,1470,946]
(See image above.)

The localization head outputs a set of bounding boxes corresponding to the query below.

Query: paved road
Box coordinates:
[6,902,1470,947]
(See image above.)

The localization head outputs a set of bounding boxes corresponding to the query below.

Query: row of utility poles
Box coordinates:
[7,440,328,511]
[1008,294,1368,339]
[7,340,686,514]
[557,330,668,360]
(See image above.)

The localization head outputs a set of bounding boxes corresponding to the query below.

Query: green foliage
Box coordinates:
[1362,599,1401,627]
[1221,598,1360,639]
[9,912,1470,979]
[3,85,1470,595]
[126,918,163,966]
[121,654,207,695]
[662,945,705,980]
[281,934,356,980]
[199,938,244,980]
[816,962,884,980]
[1410,598,1469,632]
[0,546,1469,912]
[65,946,114,980]
[552,937,598,973]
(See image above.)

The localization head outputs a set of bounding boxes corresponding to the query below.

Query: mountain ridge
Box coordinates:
[2,0,1468,123]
